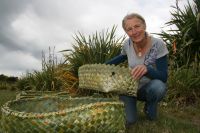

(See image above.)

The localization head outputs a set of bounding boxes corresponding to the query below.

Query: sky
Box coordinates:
[0,0,192,77]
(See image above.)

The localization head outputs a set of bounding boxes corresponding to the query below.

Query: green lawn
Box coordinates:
[0,90,16,109]
[0,90,17,133]
[0,90,16,115]
[0,90,200,133]
[128,103,200,133]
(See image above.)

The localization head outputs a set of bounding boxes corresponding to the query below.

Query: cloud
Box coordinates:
[0,44,41,76]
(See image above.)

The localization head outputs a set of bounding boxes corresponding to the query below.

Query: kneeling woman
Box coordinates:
[106,13,168,127]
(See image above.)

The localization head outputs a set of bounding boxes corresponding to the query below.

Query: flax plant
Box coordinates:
[156,0,200,105]
[167,66,200,105]
[17,47,63,91]
[55,64,78,94]
[62,26,126,76]
[157,0,200,71]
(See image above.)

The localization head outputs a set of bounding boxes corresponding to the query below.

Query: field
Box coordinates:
[0,90,16,116]
[128,103,200,133]
[0,90,200,133]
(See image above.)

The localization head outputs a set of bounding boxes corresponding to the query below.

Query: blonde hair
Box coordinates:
[122,13,146,30]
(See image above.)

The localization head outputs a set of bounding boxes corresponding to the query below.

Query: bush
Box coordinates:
[167,65,200,105]
[62,26,125,77]
[157,0,200,69]
[17,47,63,91]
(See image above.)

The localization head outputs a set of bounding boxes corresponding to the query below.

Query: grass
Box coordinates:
[0,90,16,107]
[0,90,17,133]
[0,90,199,133]
[127,102,200,133]
[0,90,16,115]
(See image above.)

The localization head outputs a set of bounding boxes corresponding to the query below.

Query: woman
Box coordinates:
[106,13,168,126]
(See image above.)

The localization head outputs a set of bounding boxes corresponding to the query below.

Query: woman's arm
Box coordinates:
[146,55,168,82]
[105,54,127,65]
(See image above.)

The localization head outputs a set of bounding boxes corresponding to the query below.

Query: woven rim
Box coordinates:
[2,97,124,119]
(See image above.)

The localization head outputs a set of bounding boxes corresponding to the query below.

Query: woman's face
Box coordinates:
[124,17,146,44]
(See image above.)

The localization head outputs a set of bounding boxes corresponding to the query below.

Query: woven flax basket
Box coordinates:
[1,97,125,133]
[79,64,138,96]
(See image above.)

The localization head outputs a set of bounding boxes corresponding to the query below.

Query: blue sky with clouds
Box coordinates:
[0,0,192,77]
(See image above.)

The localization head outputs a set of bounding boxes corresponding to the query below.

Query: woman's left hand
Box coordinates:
[131,64,147,80]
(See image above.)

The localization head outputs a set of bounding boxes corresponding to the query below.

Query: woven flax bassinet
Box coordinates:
[79,64,138,96]
[1,64,136,133]
[1,97,125,133]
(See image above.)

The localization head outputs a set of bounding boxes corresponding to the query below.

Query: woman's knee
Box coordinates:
[147,80,167,101]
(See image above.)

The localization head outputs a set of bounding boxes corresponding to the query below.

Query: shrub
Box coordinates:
[157,0,200,70]
[17,47,63,91]
[62,26,125,76]
[167,65,200,105]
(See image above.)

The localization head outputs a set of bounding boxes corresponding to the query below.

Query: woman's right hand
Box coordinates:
[131,64,147,80]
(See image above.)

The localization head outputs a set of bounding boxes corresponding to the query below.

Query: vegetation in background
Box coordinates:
[0,74,18,90]
[58,26,126,94]
[157,0,200,105]
[62,26,125,77]
[167,66,200,106]
[55,64,79,94]
[17,47,63,91]
[3,26,125,95]
[157,0,200,70]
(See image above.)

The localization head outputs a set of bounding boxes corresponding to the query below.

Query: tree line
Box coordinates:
[0,74,18,83]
